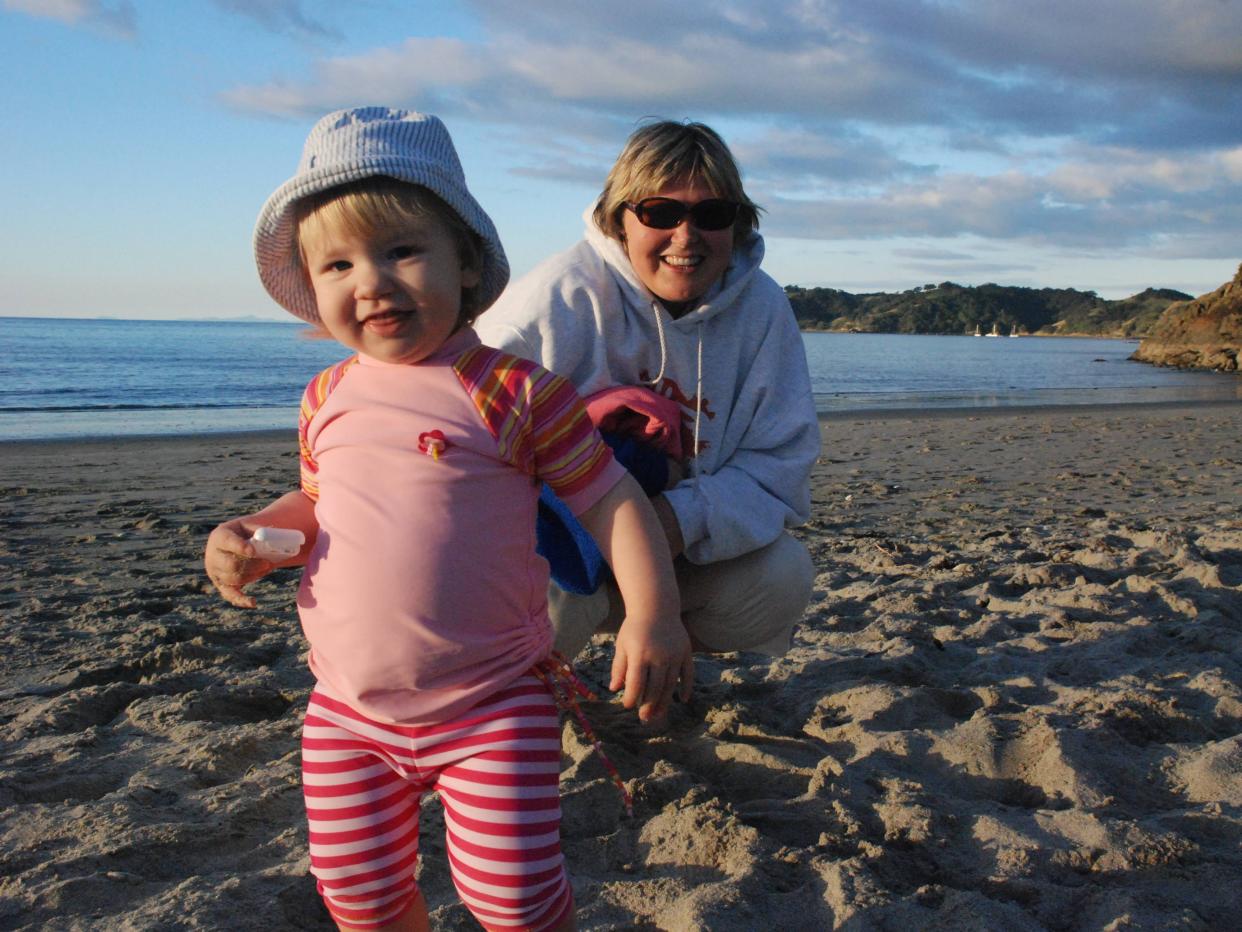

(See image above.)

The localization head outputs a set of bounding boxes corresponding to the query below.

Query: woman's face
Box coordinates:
[621,178,734,317]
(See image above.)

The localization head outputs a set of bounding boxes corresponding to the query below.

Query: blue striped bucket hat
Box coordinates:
[254,107,508,323]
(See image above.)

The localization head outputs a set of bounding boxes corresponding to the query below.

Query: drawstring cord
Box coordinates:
[646,301,668,386]
[532,652,634,817]
[647,301,704,486]
[692,324,703,483]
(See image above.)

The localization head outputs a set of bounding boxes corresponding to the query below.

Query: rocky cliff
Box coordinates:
[1132,264,1242,371]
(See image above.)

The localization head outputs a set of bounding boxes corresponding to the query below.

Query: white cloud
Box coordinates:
[217,0,1242,259]
[223,1,1242,144]
[6,0,96,21]
[1219,147,1242,182]
[765,149,1242,251]
[1049,147,1242,200]
[4,0,134,37]
[221,37,496,117]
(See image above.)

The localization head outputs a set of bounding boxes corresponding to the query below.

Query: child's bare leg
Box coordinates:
[335,891,429,932]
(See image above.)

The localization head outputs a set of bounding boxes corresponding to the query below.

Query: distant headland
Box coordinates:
[788,264,1242,373]
[786,280,1191,339]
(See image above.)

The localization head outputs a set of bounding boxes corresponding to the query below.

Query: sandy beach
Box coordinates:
[1,402,1239,931]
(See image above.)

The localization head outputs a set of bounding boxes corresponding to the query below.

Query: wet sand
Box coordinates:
[1,402,1239,930]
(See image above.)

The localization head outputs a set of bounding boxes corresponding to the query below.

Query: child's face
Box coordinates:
[301,210,480,365]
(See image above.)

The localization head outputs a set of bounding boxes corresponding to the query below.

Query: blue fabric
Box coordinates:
[536,433,670,595]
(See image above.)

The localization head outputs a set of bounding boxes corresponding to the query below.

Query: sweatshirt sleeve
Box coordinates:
[662,292,820,565]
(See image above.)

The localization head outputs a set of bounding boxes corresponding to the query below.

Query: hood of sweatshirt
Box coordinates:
[578,206,772,479]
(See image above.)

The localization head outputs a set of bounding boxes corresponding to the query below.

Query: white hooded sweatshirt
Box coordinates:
[475,211,820,565]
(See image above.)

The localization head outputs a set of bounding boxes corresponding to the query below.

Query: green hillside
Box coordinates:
[786,282,1192,337]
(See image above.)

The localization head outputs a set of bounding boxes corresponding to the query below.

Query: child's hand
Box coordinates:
[203,491,317,608]
[610,614,693,724]
[204,518,274,608]
[576,473,690,722]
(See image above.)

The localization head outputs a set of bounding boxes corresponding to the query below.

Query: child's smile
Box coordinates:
[362,307,417,337]
[301,214,481,365]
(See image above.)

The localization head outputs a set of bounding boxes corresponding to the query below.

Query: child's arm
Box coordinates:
[576,473,692,723]
[204,489,318,609]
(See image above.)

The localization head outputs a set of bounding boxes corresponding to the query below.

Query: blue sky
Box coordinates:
[2,0,1240,320]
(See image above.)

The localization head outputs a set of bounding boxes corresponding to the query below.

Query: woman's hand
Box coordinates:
[651,494,685,560]
[664,456,684,490]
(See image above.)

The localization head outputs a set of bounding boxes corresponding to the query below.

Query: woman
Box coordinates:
[476,120,819,661]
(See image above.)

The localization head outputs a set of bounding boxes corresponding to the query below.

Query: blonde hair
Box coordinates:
[295,177,485,324]
[592,120,760,248]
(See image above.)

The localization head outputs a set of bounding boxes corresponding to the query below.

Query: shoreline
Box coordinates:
[820,396,1242,421]
[2,397,1239,447]
[800,327,1145,339]
[0,428,296,450]
[2,403,1240,929]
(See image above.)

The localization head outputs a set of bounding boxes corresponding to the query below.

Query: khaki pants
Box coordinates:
[548,531,814,659]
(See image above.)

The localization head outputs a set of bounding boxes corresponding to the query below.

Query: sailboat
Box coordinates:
[986,321,1001,337]
[972,323,982,337]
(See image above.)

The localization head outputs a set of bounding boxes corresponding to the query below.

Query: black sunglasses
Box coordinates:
[624,197,740,231]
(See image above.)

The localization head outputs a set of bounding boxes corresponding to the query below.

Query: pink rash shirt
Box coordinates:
[296,328,626,725]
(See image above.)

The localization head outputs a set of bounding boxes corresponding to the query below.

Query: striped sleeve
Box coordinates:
[298,357,358,501]
[454,346,617,503]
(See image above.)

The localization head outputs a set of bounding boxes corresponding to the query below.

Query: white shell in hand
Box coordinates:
[251,526,305,560]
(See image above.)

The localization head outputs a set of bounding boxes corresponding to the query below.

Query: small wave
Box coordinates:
[0,401,289,414]
[0,386,88,398]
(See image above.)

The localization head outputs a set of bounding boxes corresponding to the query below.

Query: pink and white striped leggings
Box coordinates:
[301,675,572,930]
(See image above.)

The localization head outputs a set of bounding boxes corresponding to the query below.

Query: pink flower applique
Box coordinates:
[418,429,449,461]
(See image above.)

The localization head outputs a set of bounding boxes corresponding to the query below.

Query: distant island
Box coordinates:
[785,281,1191,338]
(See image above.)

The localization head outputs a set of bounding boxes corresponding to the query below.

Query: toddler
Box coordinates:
[204,108,691,932]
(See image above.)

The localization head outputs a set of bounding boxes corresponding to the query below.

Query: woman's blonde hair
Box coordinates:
[295,177,486,324]
[593,120,760,248]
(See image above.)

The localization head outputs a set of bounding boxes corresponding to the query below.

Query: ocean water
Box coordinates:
[804,331,1241,414]
[0,317,1238,441]
[0,317,344,442]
